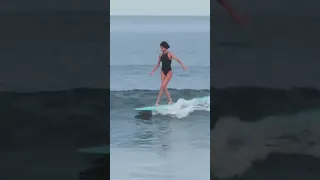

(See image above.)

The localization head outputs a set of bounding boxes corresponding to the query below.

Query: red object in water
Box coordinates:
[217,0,249,25]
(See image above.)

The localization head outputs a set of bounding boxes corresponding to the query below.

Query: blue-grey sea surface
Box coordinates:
[110,16,210,180]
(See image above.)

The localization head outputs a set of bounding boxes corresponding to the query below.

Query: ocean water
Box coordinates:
[211,15,320,180]
[110,16,210,180]
[0,12,109,180]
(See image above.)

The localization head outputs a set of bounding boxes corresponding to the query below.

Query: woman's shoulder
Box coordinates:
[167,51,174,57]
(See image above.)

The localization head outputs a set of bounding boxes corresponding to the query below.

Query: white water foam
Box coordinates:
[153,96,210,118]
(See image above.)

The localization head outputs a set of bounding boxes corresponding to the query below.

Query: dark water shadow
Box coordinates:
[212,153,320,180]
[132,114,173,150]
[78,155,109,180]
[215,42,252,47]
[135,111,153,120]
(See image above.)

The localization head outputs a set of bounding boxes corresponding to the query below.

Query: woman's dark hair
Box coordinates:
[160,41,170,49]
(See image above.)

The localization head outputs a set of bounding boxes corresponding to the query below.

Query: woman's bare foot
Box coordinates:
[156,101,159,106]
[168,101,173,105]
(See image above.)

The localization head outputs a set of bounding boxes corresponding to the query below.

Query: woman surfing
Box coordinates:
[150,41,188,106]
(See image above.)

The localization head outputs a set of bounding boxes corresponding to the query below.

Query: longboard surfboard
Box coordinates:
[134,96,209,111]
[134,104,174,111]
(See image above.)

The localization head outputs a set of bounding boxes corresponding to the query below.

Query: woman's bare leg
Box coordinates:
[156,88,164,106]
[160,72,173,104]
[165,88,173,104]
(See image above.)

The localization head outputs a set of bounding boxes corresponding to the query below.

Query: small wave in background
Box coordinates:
[0,88,109,180]
[0,88,108,150]
[111,89,209,109]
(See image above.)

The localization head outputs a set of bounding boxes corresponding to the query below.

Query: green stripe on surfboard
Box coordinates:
[77,146,109,154]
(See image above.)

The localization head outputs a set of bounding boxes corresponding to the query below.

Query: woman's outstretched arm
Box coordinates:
[217,0,248,25]
[169,52,188,70]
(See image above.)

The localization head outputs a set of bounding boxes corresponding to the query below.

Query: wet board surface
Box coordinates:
[134,104,173,111]
[134,97,209,111]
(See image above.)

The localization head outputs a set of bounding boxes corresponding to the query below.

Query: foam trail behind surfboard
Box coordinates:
[153,96,210,118]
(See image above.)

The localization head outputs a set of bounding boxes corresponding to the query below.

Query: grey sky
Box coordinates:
[111,0,210,16]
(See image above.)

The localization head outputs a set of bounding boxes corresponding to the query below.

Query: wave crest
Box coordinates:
[211,87,320,129]
[149,96,210,118]
[111,89,210,110]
